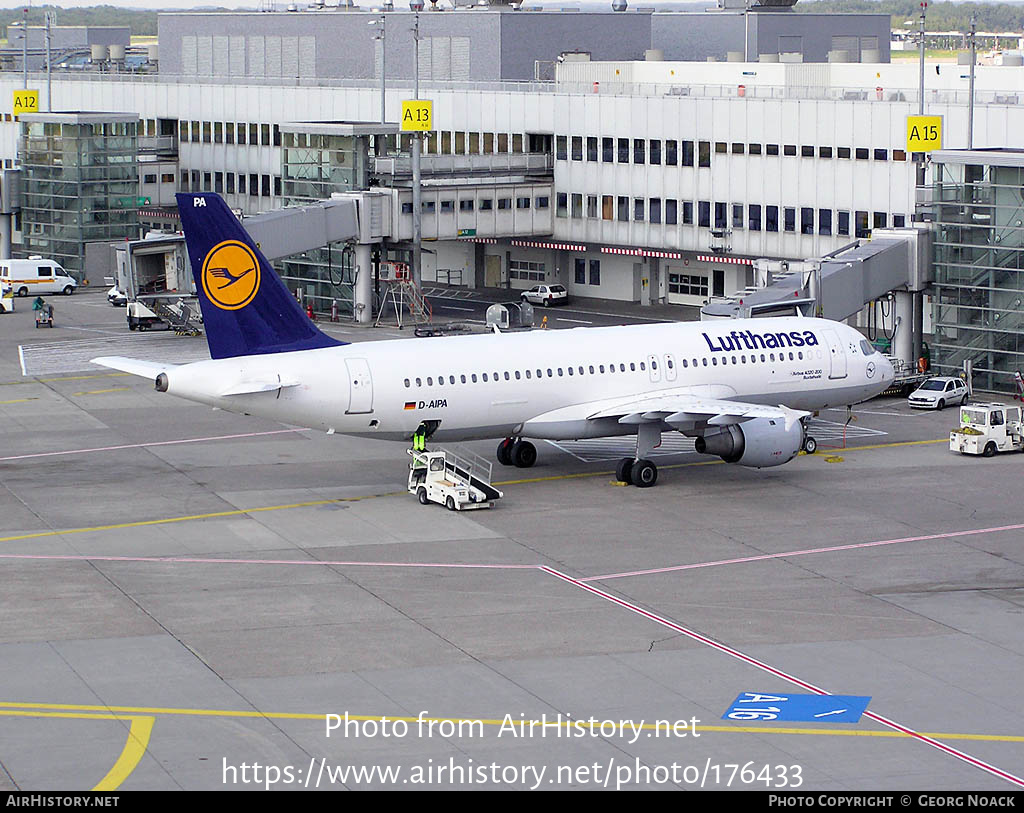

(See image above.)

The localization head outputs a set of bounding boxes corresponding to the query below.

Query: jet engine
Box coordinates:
[693,417,804,468]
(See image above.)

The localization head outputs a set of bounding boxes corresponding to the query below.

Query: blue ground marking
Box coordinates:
[723,692,871,723]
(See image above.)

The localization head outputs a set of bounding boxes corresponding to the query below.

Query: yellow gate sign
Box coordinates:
[401,100,433,132]
[13,90,39,115]
[907,115,942,152]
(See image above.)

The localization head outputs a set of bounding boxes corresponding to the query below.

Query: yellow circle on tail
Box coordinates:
[201,240,261,310]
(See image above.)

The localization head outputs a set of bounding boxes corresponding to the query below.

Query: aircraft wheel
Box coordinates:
[804,436,817,455]
[512,440,537,468]
[496,438,514,466]
[615,457,633,484]
[632,459,658,488]
[417,487,429,506]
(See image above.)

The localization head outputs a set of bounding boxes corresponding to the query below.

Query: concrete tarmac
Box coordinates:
[1,290,1022,791]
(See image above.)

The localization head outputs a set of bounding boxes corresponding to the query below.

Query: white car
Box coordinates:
[908,376,969,410]
[521,284,568,307]
[107,286,127,307]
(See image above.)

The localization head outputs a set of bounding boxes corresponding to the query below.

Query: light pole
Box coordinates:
[45,10,55,112]
[21,6,29,90]
[968,14,976,149]
[410,3,423,288]
[369,14,386,125]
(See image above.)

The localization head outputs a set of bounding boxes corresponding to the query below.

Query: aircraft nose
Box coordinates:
[878,354,895,382]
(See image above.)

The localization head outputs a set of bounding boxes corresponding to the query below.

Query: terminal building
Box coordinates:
[0,2,1021,391]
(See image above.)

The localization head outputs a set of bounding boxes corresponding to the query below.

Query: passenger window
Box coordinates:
[427,377,433,385]
[460,375,466,383]
[682,359,688,368]
[599,365,605,373]
[630,363,636,372]
[558,368,563,376]
[619,364,626,372]
[589,366,595,374]
[712,357,718,366]
[702,358,708,367]
[471,374,477,383]
[416,377,422,386]
[652,360,658,370]
[515,371,521,380]
[731,356,737,364]
[404,378,410,388]
[536,369,542,378]
[483,373,488,382]
[449,375,455,384]
[547,368,553,377]
[525,370,531,379]
[504,372,510,380]
[578,366,584,375]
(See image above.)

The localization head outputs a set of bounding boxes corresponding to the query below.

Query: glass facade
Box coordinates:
[278,128,392,317]
[281,131,371,203]
[20,116,139,277]
[929,158,1024,394]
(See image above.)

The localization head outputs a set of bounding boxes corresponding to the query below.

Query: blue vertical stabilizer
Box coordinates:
[176,192,345,359]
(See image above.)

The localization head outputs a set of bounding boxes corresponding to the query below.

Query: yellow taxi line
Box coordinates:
[2,702,1020,744]
[0,709,154,791]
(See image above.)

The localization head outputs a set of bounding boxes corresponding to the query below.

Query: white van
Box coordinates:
[0,258,77,297]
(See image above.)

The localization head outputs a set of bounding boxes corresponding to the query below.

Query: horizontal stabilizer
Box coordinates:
[219,375,301,396]
[91,356,177,379]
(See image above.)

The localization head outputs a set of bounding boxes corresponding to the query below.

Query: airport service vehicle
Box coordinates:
[908,376,969,410]
[521,284,568,307]
[0,259,77,297]
[92,193,896,490]
[408,448,502,510]
[950,403,1024,457]
[107,286,127,307]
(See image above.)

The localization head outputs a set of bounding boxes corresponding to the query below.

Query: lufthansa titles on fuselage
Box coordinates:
[702,329,820,353]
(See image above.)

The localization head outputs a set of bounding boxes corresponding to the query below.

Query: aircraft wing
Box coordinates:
[91,356,178,379]
[522,389,809,433]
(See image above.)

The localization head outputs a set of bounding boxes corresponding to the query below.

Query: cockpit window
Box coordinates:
[859,340,874,356]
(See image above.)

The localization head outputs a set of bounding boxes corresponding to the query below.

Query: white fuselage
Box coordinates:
[160,317,894,442]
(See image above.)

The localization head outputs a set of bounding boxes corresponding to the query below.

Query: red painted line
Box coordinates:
[0,553,540,571]
[582,522,1024,582]
[0,429,305,462]
[541,566,1024,788]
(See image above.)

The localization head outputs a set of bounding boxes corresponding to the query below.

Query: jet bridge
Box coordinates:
[238,191,387,324]
[701,227,933,367]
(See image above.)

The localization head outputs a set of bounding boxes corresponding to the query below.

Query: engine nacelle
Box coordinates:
[693,417,803,468]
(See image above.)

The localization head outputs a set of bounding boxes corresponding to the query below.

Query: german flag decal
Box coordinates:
[404,402,416,410]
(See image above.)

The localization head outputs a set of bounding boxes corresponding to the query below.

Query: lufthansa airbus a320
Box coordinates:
[93,193,895,488]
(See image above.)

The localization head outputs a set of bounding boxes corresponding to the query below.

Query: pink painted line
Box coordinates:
[582,522,1024,582]
[0,429,305,462]
[0,553,540,571]
[542,565,1024,789]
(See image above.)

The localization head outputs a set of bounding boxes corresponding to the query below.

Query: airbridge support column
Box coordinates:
[893,291,914,368]
[354,243,373,325]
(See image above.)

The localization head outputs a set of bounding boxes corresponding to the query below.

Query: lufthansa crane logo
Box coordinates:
[201,240,261,310]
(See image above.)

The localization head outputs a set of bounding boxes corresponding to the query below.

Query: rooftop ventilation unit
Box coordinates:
[611,0,627,10]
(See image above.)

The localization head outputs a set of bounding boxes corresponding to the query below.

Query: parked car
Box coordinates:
[107,286,127,307]
[521,284,568,307]
[908,376,969,410]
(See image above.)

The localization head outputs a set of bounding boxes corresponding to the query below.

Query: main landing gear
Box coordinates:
[616,423,662,488]
[496,437,537,468]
